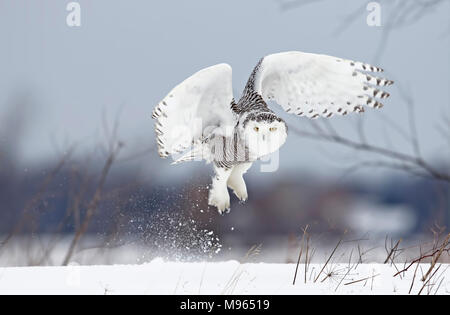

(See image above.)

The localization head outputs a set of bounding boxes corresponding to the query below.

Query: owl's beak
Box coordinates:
[262,135,266,141]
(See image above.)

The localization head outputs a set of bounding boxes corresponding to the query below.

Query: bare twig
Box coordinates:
[62,141,123,266]
[421,233,450,282]
[0,148,74,256]
[409,260,420,294]
[344,274,380,286]
[293,225,309,285]
[314,237,343,283]
[418,264,441,295]
[384,237,402,264]
[394,233,450,277]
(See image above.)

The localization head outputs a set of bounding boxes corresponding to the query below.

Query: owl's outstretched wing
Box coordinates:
[244,51,394,118]
[152,64,235,158]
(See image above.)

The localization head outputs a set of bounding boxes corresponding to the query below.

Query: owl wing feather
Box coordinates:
[152,64,235,158]
[246,51,393,119]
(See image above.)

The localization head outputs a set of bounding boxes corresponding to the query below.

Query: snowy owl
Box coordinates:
[152,51,393,214]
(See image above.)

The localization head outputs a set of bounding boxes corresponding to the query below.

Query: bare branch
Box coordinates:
[291,126,450,182]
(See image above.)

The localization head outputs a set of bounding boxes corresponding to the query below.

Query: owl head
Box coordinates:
[241,112,288,158]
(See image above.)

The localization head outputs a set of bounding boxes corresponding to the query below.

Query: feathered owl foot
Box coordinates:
[227,167,249,204]
[231,188,248,203]
[208,189,230,215]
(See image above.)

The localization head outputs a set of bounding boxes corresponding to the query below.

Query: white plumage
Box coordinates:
[152,64,234,159]
[152,51,394,214]
[254,52,392,118]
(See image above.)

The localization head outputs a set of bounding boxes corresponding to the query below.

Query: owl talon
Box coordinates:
[233,190,248,203]
[217,207,230,215]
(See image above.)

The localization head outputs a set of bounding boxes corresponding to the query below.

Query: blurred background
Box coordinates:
[0,0,449,266]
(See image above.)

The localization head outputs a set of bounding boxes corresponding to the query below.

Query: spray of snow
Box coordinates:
[120,185,222,261]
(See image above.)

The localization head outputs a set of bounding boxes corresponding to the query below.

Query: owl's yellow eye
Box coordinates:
[253,127,259,132]
[269,127,277,132]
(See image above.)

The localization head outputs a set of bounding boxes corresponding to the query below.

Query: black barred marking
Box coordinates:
[327,112,333,118]
[230,98,238,112]
[358,63,384,73]
[365,74,392,86]
[158,149,169,158]
[354,106,364,112]
[236,58,265,113]
[238,88,280,126]
[233,64,269,114]
[211,131,251,169]
[242,111,283,127]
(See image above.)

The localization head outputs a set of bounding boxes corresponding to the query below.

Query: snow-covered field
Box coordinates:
[1,260,448,295]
